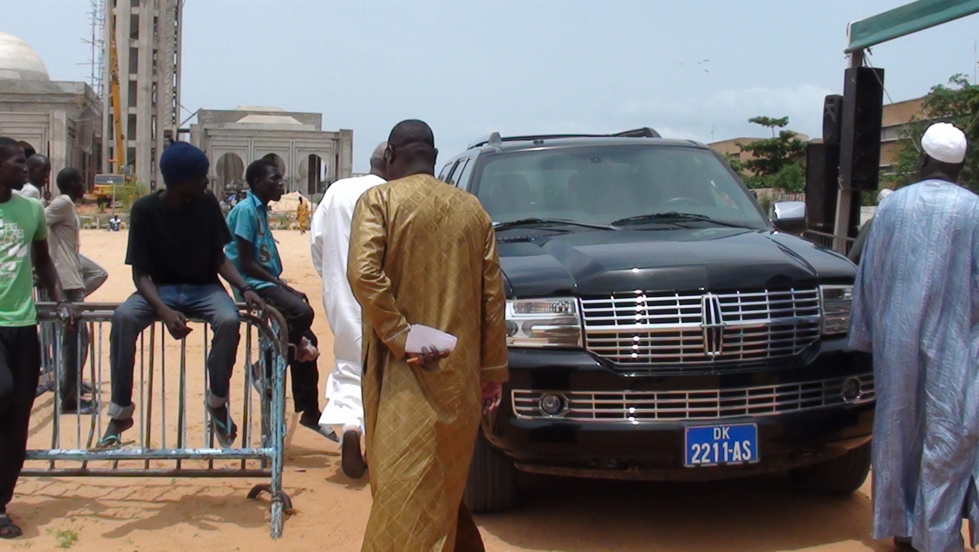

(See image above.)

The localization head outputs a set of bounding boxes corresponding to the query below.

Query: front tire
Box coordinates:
[790,441,871,495]
[464,432,518,513]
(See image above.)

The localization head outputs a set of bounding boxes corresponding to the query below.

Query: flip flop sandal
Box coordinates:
[341,429,367,479]
[206,405,238,448]
[94,418,135,450]
[299,419,339,442]
[0,513,22,539]
[92,435,136,451]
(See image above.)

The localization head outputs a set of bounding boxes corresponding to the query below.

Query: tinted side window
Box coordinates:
[452,158,471,188]
[438,161,458,182]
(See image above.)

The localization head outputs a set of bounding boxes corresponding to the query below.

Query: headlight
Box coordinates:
[506,298,583,348]
[820,285,853,335]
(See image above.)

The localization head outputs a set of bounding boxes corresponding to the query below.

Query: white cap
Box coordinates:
[921,122,967,164]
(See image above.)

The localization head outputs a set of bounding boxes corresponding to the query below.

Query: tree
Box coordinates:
[883,74,979,191]
[735,116,807,192]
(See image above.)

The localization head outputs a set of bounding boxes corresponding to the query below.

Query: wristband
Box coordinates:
[240,285,256,295]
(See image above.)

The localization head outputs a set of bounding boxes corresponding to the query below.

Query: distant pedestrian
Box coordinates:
[296,196,309,234]
[46,168,108,414]
[850,123,976,552]
[107,214,121,231]
[0,137,77,539]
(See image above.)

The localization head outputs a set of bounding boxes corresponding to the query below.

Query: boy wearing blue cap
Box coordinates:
[98,142,264,449]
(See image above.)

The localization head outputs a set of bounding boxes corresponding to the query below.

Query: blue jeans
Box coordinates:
[108,285,240,420]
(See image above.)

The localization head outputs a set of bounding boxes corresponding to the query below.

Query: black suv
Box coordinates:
[439,129,873,512]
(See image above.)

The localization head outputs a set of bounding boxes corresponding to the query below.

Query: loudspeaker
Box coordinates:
[805,142,839,230]
[839,67,884,191]
[822,95,844,146]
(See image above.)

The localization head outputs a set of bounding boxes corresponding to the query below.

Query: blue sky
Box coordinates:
[6,1,978,172]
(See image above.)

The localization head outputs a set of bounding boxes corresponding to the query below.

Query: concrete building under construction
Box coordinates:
[102,0,182,190]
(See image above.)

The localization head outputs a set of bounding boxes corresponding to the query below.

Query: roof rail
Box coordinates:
[467,127,661,149]
[613,127,661,138]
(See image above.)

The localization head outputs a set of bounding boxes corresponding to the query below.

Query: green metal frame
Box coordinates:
[847,0,979,52]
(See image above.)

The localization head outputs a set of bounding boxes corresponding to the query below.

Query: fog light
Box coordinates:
[841,378,862,402]
[539,393,566,416]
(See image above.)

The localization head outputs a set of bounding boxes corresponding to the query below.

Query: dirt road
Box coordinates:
[11,229,906,552]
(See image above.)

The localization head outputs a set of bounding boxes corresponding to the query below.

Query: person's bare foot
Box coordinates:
[295,337,319,362]
[341,427,366,479]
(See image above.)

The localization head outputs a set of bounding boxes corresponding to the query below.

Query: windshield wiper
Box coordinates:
[493,218,615,232]
[611,212,752,229]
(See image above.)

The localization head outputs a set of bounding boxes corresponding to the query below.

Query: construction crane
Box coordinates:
[108,12,125,174]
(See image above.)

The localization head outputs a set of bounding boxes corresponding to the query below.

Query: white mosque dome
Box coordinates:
[0,31,50,81]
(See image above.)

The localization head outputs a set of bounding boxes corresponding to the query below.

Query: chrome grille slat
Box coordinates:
[513,374,874,422]
[581,287,822,367]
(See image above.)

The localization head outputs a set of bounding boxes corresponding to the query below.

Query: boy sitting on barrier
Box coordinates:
[226,159,332,441]
[0,137,78,539]
[98,142,264,450]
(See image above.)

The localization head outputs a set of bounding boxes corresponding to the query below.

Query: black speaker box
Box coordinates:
[839,67,884,191]
[805,142,839,230]
[822,94,844,146]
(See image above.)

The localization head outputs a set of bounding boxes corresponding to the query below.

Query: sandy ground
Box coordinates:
[6,229,959,552]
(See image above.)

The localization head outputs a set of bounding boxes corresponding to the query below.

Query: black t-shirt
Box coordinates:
[126,190,232,285]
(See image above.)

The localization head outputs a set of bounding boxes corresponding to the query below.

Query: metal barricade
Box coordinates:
[33,289,58,397]
[23,302,291,539]
[803,229,856,254]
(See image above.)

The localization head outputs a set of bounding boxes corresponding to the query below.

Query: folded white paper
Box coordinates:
[405,324,458,354]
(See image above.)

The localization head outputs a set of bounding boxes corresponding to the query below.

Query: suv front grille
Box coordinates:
[580,288,821,367]
[512,373,874,422]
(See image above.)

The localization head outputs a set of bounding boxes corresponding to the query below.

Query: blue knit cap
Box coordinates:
[160,142,209,187]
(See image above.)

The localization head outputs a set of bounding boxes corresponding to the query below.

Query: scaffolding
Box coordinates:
[83,0,106,101]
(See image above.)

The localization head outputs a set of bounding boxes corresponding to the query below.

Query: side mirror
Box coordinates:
[771,201,806,234]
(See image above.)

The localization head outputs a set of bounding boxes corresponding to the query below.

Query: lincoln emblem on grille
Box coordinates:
[701,293,724,357]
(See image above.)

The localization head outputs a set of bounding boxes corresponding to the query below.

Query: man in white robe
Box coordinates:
[310,142,386,479]
[850,122,975,552]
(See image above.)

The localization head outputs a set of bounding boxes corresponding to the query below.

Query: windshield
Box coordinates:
[474,145,768,228]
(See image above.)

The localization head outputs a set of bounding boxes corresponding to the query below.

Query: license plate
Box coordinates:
[684,423,759,467]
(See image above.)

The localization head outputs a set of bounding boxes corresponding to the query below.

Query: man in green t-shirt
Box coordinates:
[0,137,76,539]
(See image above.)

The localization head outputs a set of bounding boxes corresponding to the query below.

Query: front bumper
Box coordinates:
[483,340,874,481]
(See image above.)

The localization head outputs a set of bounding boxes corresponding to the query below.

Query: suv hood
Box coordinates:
[498,227,855,297]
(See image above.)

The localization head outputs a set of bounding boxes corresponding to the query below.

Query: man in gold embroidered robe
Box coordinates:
[347,120,508,552]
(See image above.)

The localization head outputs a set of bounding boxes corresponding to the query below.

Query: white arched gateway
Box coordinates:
[189,106,352,196]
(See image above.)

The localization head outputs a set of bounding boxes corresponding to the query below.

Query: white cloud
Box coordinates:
[617,84,834,143]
